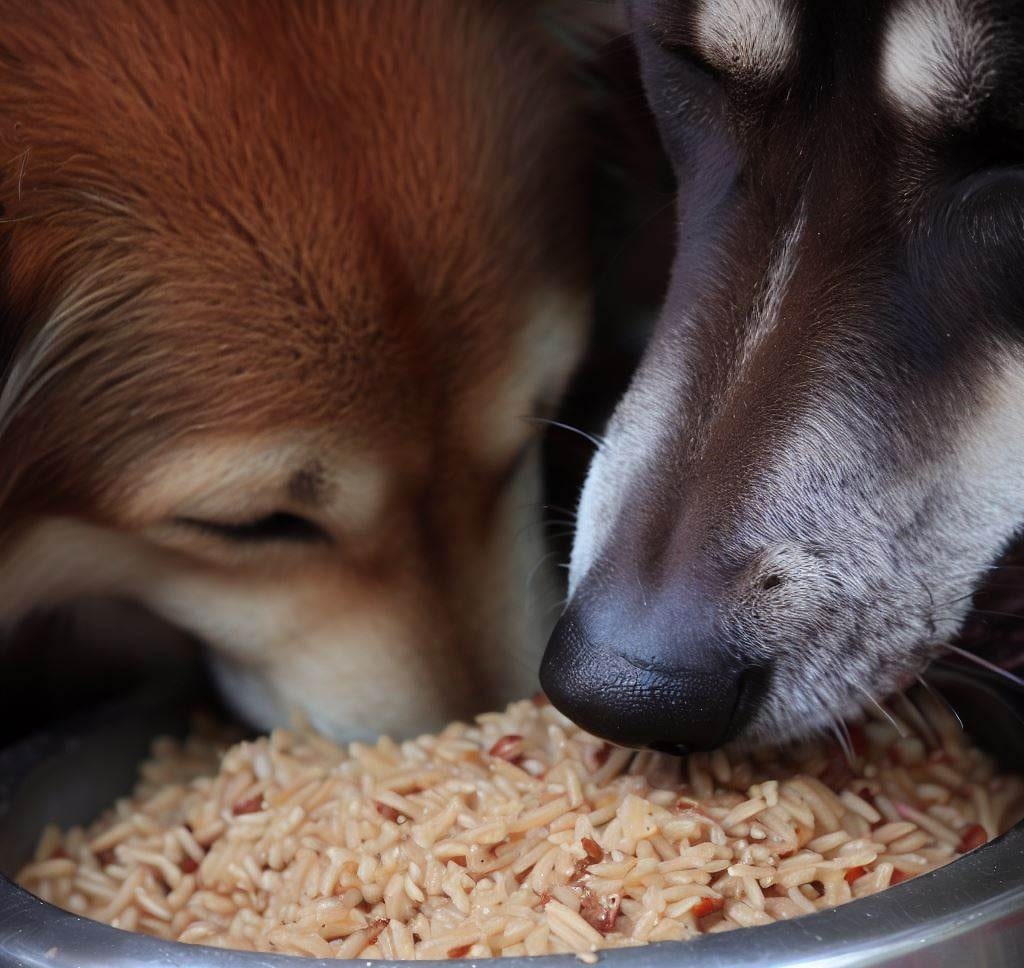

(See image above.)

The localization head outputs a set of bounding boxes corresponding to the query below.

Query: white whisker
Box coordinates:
[829,719,854,764]
[944,643,1024,689]
[522,416,605,450]
[916,673,965,732]
[853,683,907,738]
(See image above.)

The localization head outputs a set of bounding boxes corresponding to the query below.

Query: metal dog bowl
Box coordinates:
[2,672,1024,968]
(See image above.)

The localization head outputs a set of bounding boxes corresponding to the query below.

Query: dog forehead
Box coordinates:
[693,0,798,79]
[879,0,1004,125]
[648,0,1024,127]
[640,0,799,78]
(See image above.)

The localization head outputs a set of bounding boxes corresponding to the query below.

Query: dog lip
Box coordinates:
[722,665,772,741]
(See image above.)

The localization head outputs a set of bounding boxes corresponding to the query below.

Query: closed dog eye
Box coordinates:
[174,511,331,544]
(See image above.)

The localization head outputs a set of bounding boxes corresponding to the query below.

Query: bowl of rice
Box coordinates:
[2,669,1024,968]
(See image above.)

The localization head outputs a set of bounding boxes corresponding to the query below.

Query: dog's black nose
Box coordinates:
[540,596,755,753]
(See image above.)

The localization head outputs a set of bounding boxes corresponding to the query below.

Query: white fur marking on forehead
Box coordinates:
[729,203,806,388]
[881,0,998,123]
[695,0,797,79]
[757,209,804,322]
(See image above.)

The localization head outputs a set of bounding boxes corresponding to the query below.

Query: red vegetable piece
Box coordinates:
[488,734,524,762]
[232,795,263,815]
[366,918,390,944]
[692,896,724,918]
[375,802,404,822]
[957,823,988,854]
[579,889,621,935]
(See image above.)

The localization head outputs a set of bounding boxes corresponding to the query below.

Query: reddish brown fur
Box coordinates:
[0,0,598,733]
[0,0,589,521]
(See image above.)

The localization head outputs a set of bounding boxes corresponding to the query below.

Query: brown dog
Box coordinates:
[0,0,603,738]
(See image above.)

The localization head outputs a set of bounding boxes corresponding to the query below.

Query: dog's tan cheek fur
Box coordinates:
[0,518,183,623]
[465,288,591,465]
[1,432,555,738]
[135,466,553,741]
[142,565,474,737]
[0,517,489,737]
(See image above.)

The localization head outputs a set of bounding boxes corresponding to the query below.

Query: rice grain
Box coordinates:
[18,695,1024,959]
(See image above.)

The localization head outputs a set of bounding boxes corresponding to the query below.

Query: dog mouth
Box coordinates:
[727,663,775,739]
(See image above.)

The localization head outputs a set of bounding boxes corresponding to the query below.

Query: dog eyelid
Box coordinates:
[645,20,719,82]
[670,45,718,81]
[174,511,332,544]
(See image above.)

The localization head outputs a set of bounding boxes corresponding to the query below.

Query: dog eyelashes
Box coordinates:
[175,512,332,545]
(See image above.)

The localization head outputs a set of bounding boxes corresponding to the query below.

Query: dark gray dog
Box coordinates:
[544,0,1024,754]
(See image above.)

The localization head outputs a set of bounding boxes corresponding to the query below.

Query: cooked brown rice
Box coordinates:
[18,692,1024,960]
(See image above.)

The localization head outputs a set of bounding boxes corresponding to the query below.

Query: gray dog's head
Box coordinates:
[542,0,1024,752]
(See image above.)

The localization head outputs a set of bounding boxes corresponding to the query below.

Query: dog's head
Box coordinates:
[543,0,1024,752]
[0,0,599,738]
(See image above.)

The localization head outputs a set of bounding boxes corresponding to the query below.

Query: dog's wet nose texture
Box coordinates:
[540,606,745,753]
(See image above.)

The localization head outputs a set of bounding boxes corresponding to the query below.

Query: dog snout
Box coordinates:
[540,591,762,754]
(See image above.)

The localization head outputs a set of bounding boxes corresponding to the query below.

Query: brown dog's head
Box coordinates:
[543,0,1024,753]
[0,0,598,737]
